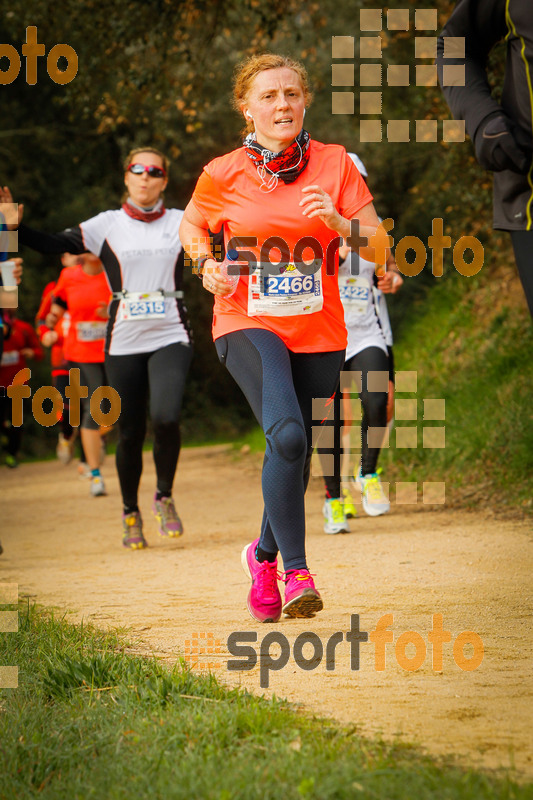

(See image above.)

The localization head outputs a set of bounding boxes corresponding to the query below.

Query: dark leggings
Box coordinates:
[54,373,74,439]
[68,362,108,431]
[216,329,344,572]
[105,341,192,510]
[510,230,533,318]
[320,346,389,498]
[0,394,23,456]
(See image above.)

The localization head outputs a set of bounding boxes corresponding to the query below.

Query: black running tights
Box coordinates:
[510,229,533,318]
[216,328,344,572]
[320,346,389,498]
[105,341,192,510]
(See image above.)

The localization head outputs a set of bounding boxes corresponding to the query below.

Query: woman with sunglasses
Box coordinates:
[180,54,385,622]
[2,147,193,549]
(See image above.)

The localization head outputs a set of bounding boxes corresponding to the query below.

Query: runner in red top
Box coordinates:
[48,253,111,497]
[53,259,109,364]
[35,255,81,465]
[0,314,43,468]
[180,53,387,623]
[36,280,68,371]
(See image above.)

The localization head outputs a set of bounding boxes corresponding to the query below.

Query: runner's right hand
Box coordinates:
[201,259,235,297]
[10,257,23,284]
[42,330,59,347]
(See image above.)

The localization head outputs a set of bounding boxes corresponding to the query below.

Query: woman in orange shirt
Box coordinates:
[180,54,385,622]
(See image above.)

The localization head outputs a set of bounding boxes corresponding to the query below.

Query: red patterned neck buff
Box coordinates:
[243,129,311,191]
[122,198,166,222]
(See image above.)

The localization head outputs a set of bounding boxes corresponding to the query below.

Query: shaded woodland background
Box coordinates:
[2,0,532,512]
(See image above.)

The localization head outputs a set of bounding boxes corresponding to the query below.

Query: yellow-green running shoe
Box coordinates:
[342,488,357,519]
[323,497,350,534]
[359,470,390,517]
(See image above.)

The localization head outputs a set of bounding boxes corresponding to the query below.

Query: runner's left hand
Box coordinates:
[299,185,341,231]
[95,300,109,319]
[377,271,403,294]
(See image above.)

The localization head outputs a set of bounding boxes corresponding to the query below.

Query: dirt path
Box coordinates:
[1,447,532,778]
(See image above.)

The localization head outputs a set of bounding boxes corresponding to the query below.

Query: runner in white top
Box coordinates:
[80,206,189,356]
[3,148,193,549]
[320,153,402,530]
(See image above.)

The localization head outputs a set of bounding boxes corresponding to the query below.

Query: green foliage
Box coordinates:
[383,263,533,513]
[0,602,529,798]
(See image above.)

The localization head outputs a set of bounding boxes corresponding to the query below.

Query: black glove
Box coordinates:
[474,113,531,174]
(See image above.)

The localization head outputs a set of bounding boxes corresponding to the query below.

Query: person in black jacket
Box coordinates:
[436,0,533,316]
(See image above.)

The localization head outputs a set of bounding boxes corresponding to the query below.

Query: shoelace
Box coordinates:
[256,560,281,596]
[365,476,386,502]
[329,500,345,523]
[123,515,145,546]
[280,569,316,585]
[159,497,178,521]
[342,491,356,510]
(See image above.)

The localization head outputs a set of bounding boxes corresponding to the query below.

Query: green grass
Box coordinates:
[386,268,533,513]
[0,602,529,799]
[231,426,266,454]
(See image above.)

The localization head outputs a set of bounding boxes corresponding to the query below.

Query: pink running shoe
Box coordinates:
[282,570,323,618]
[241,538,282,623]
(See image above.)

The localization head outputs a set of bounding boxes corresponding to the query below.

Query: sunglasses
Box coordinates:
[127,163,167,178]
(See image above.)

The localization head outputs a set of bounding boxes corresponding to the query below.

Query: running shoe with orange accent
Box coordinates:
[241,538,282,623]
[122,512,147,550]
[78,461,92,480]
[282,569,323,618]
[152,495,183,537]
